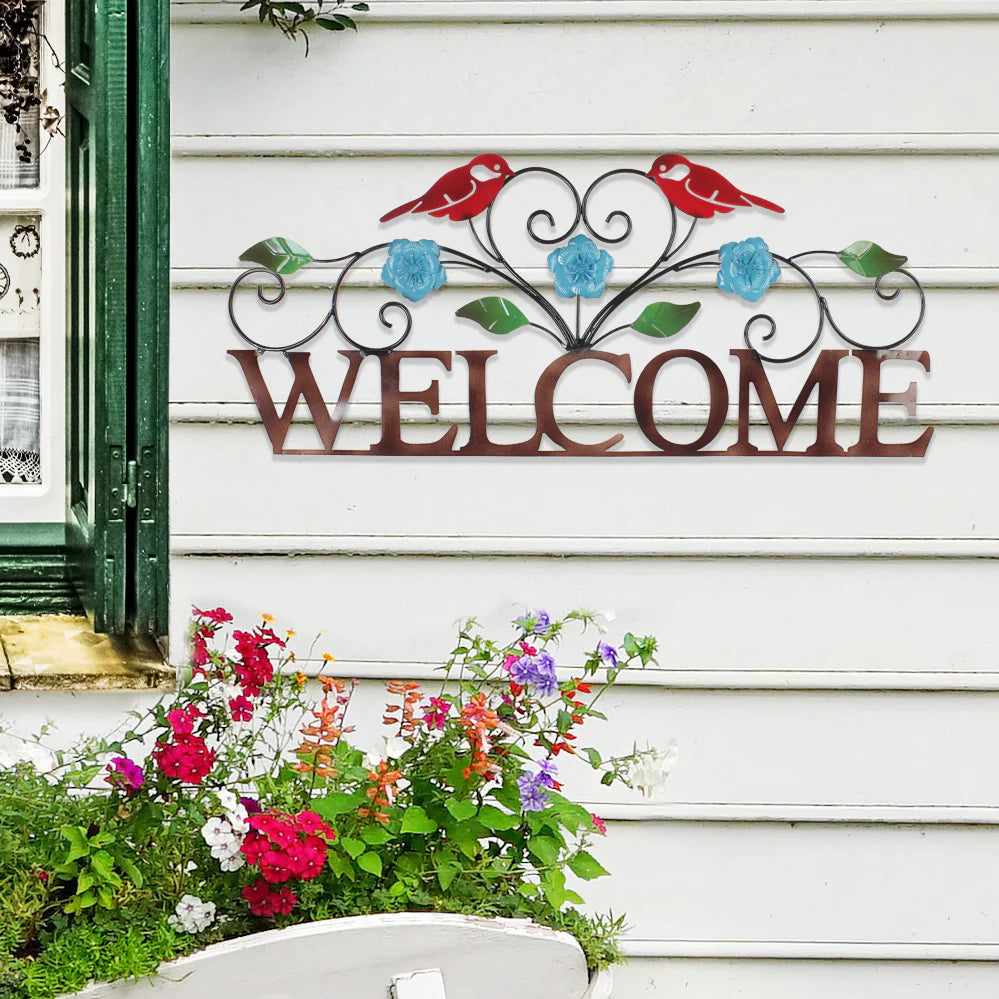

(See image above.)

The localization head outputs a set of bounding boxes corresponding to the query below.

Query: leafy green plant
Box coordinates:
[241,0,371,52]
[0,607,677,997]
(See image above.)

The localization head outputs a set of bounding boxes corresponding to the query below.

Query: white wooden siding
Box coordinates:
[169,1,999,992]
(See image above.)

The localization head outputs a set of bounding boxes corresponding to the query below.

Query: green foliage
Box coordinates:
[240,0,370,52]
[0,608,672,996]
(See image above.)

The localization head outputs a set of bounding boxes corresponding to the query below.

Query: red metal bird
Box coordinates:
[379,155,515,223]
[646,154,784,219]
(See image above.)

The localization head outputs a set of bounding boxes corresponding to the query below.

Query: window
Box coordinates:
[0,0,169,640]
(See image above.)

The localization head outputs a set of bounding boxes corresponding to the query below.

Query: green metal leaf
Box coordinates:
[455,297,530,335]
[239,236,313,275]
[838,240,908,278]
[632,301,700,338]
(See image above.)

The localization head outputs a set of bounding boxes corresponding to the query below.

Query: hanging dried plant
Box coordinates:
[0,0,61,163]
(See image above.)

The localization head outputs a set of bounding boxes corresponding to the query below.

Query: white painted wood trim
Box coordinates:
[171,1,999,25]
[592,803,999,825]
[207,655,999,693]
[174,264,999,289]
[241,657,999,692]
[620,939,999,961]
[171,132,999,157]
[167,401,993,428]
[170,535,999,560]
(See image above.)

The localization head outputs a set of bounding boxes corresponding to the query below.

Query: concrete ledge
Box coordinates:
[0,616,175,691]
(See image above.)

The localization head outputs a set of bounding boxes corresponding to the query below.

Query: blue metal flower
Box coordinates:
[547,234,614,299]
[381,238,447,302]
[716,237,781,303]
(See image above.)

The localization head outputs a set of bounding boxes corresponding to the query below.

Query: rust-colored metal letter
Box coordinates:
[374,351,460,455]
[534,351,632,454]
[634,350,728,453]
[727,348,848,455]
[228,349,365,454]
[847,350,933,456]
[457,350,543,455]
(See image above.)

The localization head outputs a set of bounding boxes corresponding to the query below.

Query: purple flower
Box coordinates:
[104,756,144,793]
[510,652,559,698]
[514,610,552,636]
[536,759,559,788]
[240,796,262,815]
[598,642,618,667]
[517,774,550,812]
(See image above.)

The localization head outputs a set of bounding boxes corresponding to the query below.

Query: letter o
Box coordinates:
[634,350,729,454]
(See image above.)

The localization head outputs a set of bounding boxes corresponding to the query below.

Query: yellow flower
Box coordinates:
[294,672,307,688]
[261,613,275,623]
[285,629,296,639]
[322,652,335,663]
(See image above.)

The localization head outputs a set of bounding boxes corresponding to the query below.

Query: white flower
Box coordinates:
[623,742,678,799]
[217,851,245,872]
[167,895,216,934]
[216,790,249,831]
[200,817,234,848]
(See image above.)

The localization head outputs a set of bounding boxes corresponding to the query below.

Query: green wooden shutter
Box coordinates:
[65,0,129,632]
[133,0,171,638]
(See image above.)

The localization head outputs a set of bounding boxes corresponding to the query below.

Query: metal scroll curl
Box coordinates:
[228,158,926,363]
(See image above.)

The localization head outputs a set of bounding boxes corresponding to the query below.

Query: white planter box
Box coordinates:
[61,913,612,999]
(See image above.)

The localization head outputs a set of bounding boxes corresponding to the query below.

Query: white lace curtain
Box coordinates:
[0,339,40,483]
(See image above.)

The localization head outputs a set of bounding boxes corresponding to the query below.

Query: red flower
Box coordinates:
[193,606,233,625]
[229,695,254,722]
[241,810,333,885]
[153,733,215,784]
[242,879,297,917]
[166,704,202,737]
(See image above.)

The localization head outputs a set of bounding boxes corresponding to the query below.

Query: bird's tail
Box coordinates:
[744,193,785,214]
[379,198,422,223]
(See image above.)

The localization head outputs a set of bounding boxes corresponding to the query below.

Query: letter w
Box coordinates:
[228,350,365,454]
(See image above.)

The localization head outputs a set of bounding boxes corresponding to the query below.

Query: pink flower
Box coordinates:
[591,813,607,836]
[104,756,144,793]
[422,697,452,730]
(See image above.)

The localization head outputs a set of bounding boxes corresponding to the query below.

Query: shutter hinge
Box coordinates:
[125,459,138,508]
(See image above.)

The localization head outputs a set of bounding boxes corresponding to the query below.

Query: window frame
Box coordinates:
[0,0,169,640]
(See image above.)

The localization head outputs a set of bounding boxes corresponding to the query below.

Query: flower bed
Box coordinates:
[0,609,674,998]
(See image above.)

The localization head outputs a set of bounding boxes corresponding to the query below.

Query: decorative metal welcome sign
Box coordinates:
[227,156,931,457]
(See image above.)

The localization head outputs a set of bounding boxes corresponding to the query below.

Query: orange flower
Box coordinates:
[293,672,307,688]
[261,613,275,623]
[322,652,335,663]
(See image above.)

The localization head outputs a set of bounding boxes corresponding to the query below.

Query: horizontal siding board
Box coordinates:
[171,132,999,157]
[173,284,974,405]
[171,154,993,270]
[169,554,999,674]
[584,822,999,944]
[171,21,999,136]
[172,2,999,24]
[168,422,994,539]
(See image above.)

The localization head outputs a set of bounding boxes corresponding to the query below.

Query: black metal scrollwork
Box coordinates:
[228,163,925,363]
